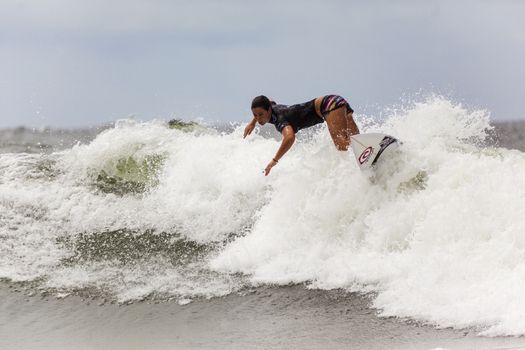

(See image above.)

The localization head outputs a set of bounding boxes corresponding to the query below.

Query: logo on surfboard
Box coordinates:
[358,147,373,164]
[371,136,398,166]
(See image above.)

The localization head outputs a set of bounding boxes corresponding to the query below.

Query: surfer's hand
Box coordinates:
[243,122,256,138]
[264,159,278,176]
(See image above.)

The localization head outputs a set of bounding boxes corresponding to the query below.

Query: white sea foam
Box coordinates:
[0,119,267,300]
[211,96,525,336]
[2,96,525,335]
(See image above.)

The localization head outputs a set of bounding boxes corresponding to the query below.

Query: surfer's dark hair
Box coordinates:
[251,95,274,111]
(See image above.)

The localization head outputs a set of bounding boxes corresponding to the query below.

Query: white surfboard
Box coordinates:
[350,133,400,170]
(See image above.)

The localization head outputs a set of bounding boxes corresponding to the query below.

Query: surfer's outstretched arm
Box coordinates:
[264,125,295,176]
[243,117,257,138]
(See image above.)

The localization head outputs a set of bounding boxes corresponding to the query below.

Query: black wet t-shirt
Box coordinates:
[269,99,324,134]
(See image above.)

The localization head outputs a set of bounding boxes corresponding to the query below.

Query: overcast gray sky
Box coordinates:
[1,0,524,128]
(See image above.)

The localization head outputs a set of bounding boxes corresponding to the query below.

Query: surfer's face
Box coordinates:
[252,107,271,125]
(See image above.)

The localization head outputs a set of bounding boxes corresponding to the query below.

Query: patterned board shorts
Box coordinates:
[320,95,354,118]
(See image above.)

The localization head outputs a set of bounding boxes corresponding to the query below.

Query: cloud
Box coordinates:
[1,0,525,127]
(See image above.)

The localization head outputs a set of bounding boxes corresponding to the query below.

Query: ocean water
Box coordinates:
[2,96,525,338]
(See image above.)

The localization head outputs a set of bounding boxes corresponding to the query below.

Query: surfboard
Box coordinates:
[350,133,400,170]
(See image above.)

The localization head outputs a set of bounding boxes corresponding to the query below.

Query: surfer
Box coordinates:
[244,95,360,175]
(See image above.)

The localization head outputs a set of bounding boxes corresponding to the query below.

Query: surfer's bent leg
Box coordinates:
[320,95,358,151]
[345,110,360,141]
[325,107,349,151]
